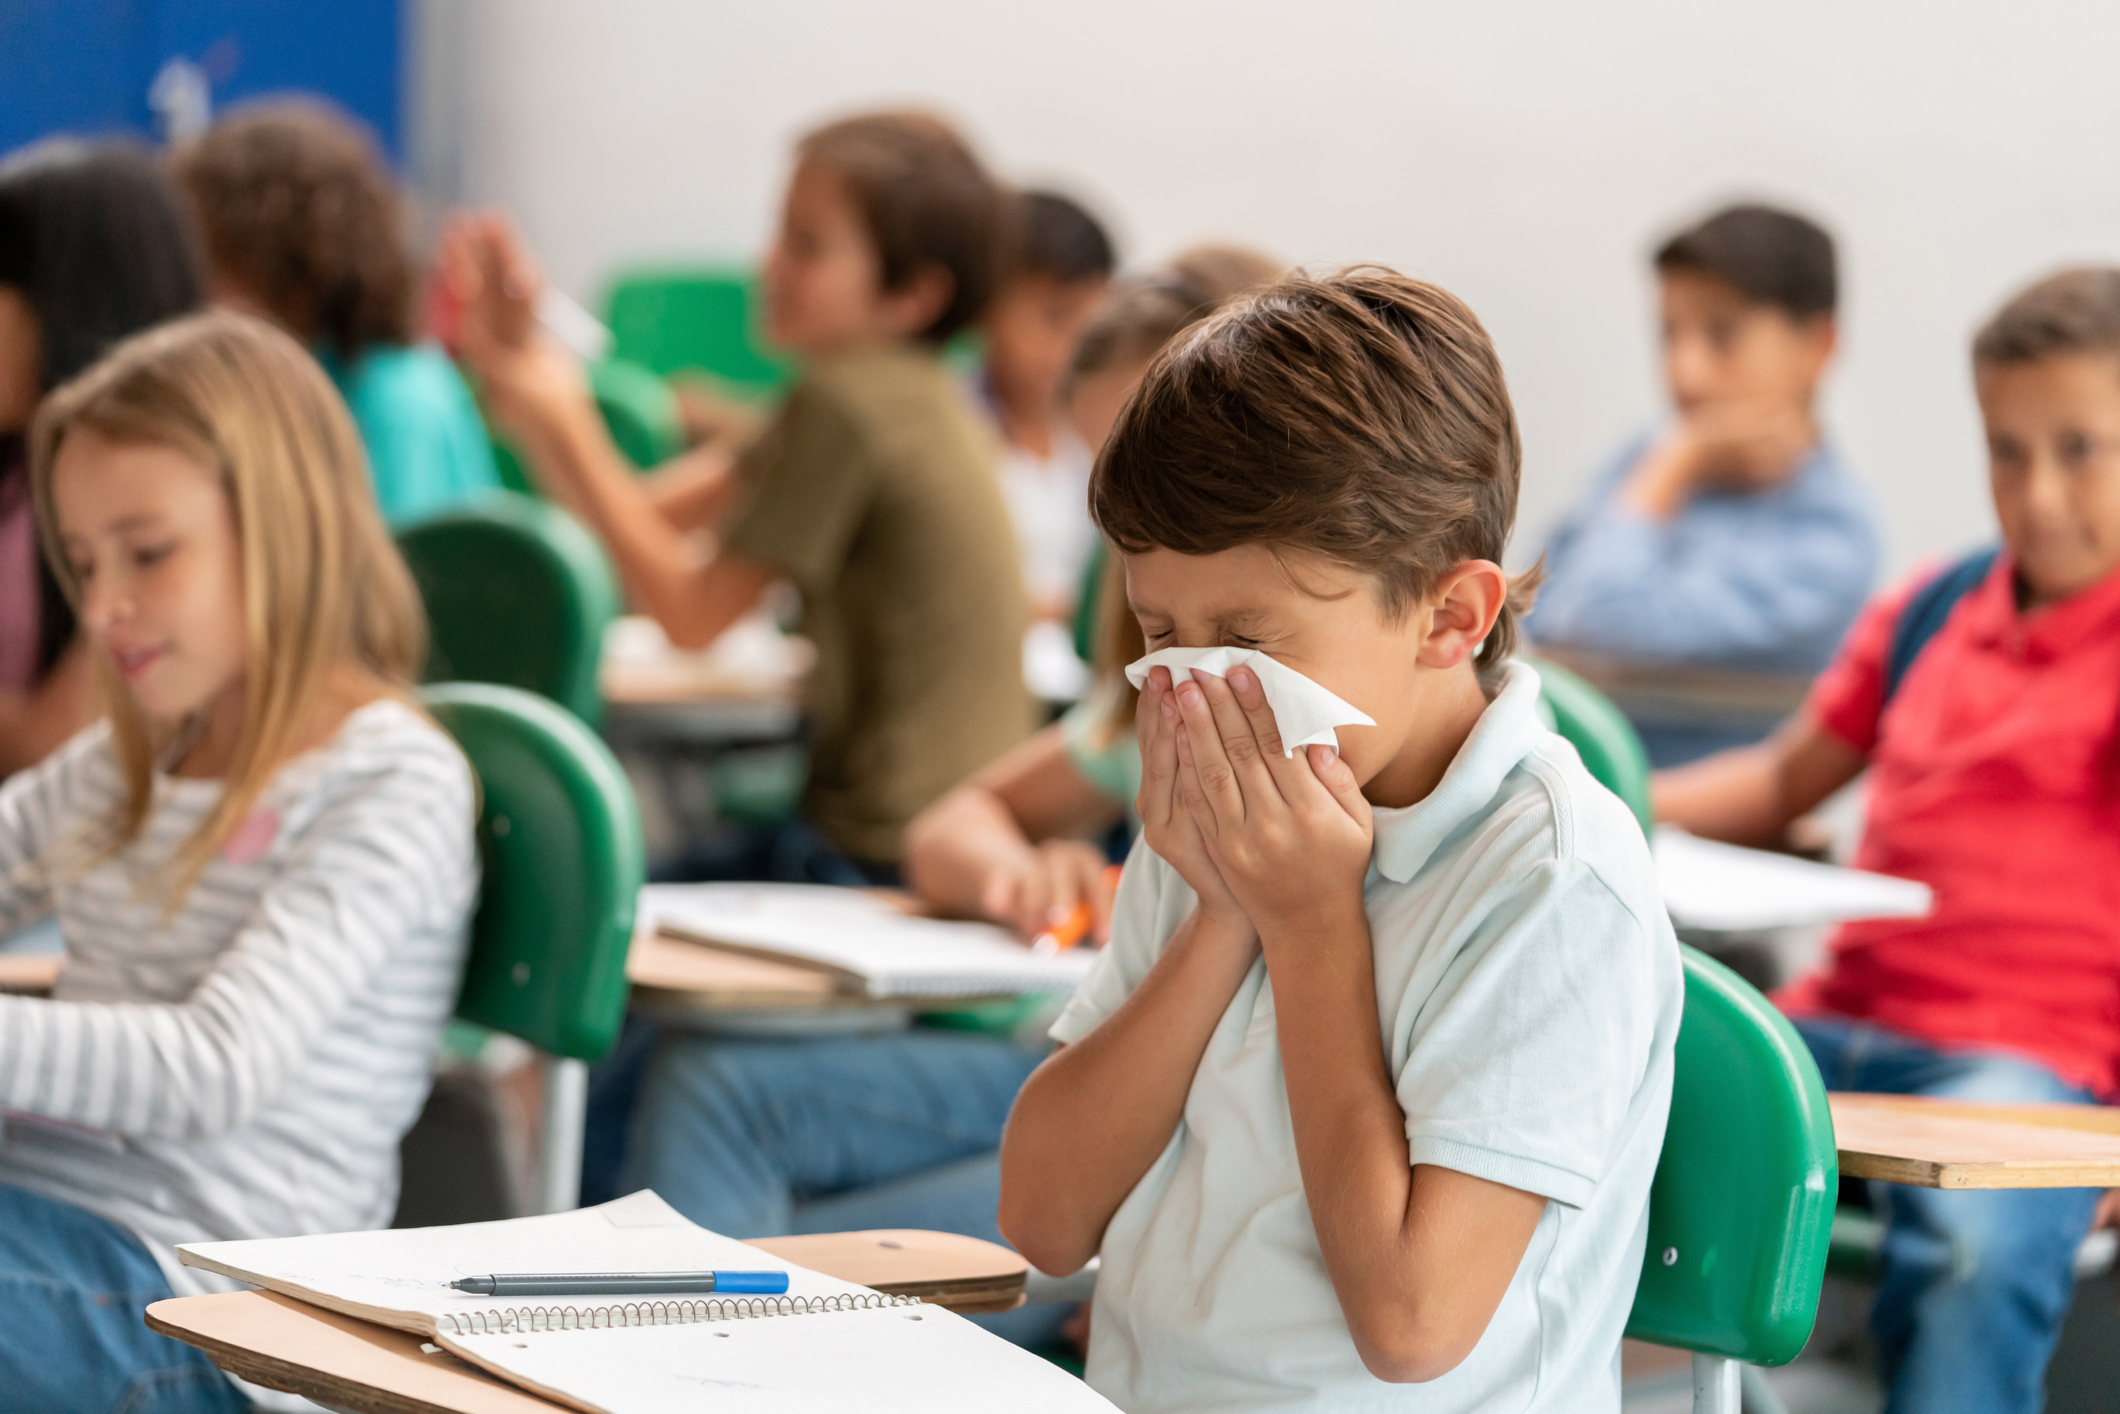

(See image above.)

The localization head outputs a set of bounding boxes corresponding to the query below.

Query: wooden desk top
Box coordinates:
[147,1228,1029,1414]
[1830,1092,2120,1189]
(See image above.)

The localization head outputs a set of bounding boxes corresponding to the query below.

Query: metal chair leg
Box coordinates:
[538,1054,589,1214]
[1692,1352,1740,1414]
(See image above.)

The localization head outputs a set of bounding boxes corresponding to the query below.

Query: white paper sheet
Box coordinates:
[178,1191,862,1336]
[1124,647,1375,756]
[1653,826,1933,932]
[442,1301,1119,1414]
[641,884,1098,999]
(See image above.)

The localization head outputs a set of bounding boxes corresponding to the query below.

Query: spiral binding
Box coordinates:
[435,1290,921,1336]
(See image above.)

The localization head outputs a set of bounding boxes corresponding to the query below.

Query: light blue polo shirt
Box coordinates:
[1051,660,1683,1414]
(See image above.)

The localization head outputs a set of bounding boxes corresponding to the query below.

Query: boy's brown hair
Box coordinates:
[797,111,1007,346]
[1973,267,2120,369]
[1069,243,1283,392]
[1091,267,1537,668]
[174,99,413,363]
[1655,203,1836,322]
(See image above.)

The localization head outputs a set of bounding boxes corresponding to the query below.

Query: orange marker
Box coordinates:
[1032,865,1125,956]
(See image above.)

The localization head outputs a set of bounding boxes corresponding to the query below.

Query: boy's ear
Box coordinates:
[1416,561,1508,670]
[881,263,956,341]
[1801,312,1839,363]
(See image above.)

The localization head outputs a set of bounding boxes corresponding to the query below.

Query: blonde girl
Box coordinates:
[0,310,477,1413]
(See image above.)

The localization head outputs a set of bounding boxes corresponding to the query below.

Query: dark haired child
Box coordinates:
[1529,203,1878,763]
[1000,269,1682,1411]
[0,138,204,778]
[446,110,1034,878]
[176,100,500,526]
[1658,266,2120,1414]
[980,190,1115,621]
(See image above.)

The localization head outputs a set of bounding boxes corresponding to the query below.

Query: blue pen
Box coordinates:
[447,1270,789,1297]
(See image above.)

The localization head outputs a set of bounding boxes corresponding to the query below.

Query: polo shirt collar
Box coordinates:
[1963,552,2120,662]
[1370,660,1546,885]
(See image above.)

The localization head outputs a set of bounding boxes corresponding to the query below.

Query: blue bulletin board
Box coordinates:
[0,0,405,166]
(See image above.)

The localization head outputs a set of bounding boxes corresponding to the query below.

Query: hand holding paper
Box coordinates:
[1125,647,1375,756]
[1155,657,1376,942]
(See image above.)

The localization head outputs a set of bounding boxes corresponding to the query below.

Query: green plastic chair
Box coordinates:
[396,492,621,727]
[603,264,794,397]
[1627,945,1838,1410]
[1530,657,1655,836]
[425,682,645,1212]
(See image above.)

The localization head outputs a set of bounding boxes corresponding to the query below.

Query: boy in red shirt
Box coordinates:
[1657,266,2120,1414]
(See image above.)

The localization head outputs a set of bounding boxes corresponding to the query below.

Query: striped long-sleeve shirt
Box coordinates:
[0,699,477,1296]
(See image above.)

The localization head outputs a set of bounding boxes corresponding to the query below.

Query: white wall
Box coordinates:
[420,0,2120,577]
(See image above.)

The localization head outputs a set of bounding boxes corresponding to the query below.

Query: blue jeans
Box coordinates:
[0,1184,249,1414]
[1796,1018,2105,1414]
[619,1029,1065,1345]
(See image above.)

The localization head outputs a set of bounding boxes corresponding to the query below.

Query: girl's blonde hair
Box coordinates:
[28,310,425,907]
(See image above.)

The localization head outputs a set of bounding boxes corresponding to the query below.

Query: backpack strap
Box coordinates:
[1882,545,2002,707]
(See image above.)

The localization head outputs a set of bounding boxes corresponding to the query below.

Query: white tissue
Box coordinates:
[1124,647,1376,757]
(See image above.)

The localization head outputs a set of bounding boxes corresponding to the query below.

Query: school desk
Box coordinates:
[1830,1092,2120,1189]
[1,921,1026,1027]
[145,1228,1030,1414]
[599,612,807,748]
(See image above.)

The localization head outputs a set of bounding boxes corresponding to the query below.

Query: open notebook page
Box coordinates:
[642,883,1099,998]
[442,1300,1118,1414]
[1653,826,1933,932]
[178,1191,864,1336]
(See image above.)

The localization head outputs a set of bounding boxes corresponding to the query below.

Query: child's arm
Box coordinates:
[998,901,1259,1275]
[1653,714,1865,847]
[439,214,773,649]
[998,666,1255,1272]
[1166,669,1553,1380]
[0,743,475,1139]
[902,725,1124,940]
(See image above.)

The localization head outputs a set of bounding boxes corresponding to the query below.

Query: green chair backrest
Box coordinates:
[588,357,684,470]
[396,492,621,727]
[1531,657,1654,835]
[425,683,644,1061]
[603,264,794,398]
[1626,945,1836,1365]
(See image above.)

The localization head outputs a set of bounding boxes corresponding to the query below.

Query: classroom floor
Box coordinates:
[1621,1271,2120,1414]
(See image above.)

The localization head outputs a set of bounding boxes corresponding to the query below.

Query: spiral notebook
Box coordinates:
[179,1191,1115,1414]
[640,883,1099,999]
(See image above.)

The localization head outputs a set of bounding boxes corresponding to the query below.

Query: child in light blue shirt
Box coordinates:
[1001,269,1681,1414]
[1529,204,1876,763]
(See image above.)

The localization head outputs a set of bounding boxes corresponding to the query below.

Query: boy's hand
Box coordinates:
[1624,399,1812,517]
[1135,666,1244,924]
[981,840,1118,946]
[1169,666,1373,942]
[1683,398,1813,490]
[435,211,593,452]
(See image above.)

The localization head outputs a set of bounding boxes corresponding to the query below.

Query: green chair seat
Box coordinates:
[427,683,643,1062]
[396,492,620,727]
[419,683,645,1215]
[1530,656,1654,836]
[1627,945,1837,1386]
